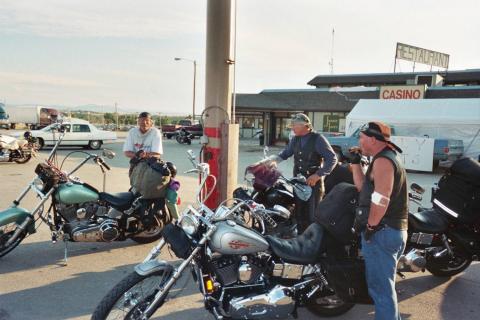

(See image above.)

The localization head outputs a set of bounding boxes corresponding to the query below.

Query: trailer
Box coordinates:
[4,105,59,130]
[0,103,9,129]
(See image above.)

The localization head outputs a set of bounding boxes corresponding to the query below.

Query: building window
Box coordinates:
[242,117,255,128]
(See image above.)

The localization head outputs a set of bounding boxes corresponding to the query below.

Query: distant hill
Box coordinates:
[5,103,192,116]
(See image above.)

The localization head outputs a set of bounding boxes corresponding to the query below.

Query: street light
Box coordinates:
[174,57,197,119]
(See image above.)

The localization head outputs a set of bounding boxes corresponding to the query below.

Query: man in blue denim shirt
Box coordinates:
[351,122,408,320]
[271,113,337,233]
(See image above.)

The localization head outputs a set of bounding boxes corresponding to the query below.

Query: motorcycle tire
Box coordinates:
[14,154,32,164]
[187,139,191,145]
[36,138,45,150]
[91,269,173,320]
[0,225,27,258]
[131,209,171,244]
[306,292,355,317]
[426,250,472,277]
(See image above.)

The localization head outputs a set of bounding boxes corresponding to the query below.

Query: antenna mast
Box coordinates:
[328,28,335,74]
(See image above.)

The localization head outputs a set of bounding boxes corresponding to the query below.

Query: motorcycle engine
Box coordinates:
[71,219,120,242]
[56,202,107,222]
[56,203,117,242]
[210,254,302,320]
[211,254,267,286]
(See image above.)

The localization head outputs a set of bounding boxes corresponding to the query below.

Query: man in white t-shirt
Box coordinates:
[123,112,163,159]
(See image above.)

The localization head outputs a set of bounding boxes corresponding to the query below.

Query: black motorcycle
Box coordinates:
[175,128,193,145]
[233,157,312,238]
[321,156,480,278]
[397,157,480,277]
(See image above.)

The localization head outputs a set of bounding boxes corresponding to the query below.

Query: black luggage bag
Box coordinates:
[314,182,358,244]
[433,158,480,223]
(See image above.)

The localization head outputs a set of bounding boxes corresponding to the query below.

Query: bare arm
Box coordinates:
[351,163,365,192]
[367,158,394,226]
[124,151,161,159]
[124,151,136,159]
[147,152,161,158]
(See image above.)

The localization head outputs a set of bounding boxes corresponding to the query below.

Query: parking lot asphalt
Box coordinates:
[0,133,479,320]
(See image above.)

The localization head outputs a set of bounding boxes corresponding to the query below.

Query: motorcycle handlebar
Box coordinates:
[97,157,111,171]
[409,192,422,201]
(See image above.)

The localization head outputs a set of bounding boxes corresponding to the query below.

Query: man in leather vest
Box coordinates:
[351,121,408,320]
[272,113,337,233]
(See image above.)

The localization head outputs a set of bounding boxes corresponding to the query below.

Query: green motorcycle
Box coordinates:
[0,125,170,260]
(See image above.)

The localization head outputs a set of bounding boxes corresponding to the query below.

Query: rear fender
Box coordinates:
[0,206,36,234]
[134,259,174,277]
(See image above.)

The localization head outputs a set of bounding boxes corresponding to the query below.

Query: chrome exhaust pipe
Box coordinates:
[397,249,427,272]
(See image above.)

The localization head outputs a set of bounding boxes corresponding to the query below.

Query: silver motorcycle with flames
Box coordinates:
[92,150,356,320]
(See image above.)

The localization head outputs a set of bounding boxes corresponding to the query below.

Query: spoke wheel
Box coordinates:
[131,210,171,244]
[14,154,32,164]
[0,223,27,258]
[93,271,167,320]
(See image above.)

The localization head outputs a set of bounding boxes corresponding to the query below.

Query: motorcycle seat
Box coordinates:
[409,208,449,234]
[99,192,135,210]
[265,223,324,264]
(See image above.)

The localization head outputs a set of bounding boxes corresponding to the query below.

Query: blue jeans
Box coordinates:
[362,226,407,320]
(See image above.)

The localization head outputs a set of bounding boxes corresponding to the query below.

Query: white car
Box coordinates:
[29,118,117,150]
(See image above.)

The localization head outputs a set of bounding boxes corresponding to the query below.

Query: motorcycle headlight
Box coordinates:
[180,214,200,236]
[33,177,45,191]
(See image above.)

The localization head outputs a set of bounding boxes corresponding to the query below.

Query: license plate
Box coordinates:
[410,233,434,245]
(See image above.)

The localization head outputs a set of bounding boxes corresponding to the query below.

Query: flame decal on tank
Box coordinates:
[228,240,251,250]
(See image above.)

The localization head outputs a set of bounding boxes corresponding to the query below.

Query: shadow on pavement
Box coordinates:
[0,239,142,274]
[0,262,206,320]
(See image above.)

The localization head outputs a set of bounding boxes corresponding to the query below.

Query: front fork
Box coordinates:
[141,226,216,318]
[5,183,55,247]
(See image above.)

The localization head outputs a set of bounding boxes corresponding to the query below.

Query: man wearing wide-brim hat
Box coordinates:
[269,113,337,233]
[351,121,407,320]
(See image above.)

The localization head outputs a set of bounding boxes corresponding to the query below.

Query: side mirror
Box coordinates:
[102,149,116,159]
[410,183,425,194]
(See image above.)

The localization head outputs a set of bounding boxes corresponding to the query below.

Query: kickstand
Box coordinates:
[397,271,406,279]
[63,239,68,266]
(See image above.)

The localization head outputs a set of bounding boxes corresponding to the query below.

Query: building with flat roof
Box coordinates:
[235,69,480,145]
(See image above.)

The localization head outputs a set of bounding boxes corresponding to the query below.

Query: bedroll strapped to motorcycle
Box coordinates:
[129,158,171,199]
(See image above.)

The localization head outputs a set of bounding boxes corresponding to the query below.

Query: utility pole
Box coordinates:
[203,0,239,208]
[328,28,335,74]
[174,57,197,119]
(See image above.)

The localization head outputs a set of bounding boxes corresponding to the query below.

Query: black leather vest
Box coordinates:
[358,147,408,230]
[293,132,323,176]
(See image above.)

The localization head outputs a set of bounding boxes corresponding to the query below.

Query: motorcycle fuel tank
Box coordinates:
[55,183,99,205]
[209,220,269,255]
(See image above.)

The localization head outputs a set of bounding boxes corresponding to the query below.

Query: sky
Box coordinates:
[0,0,479,114]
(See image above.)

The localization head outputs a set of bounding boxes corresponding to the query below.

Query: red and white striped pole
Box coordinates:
[203,0,239,209]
